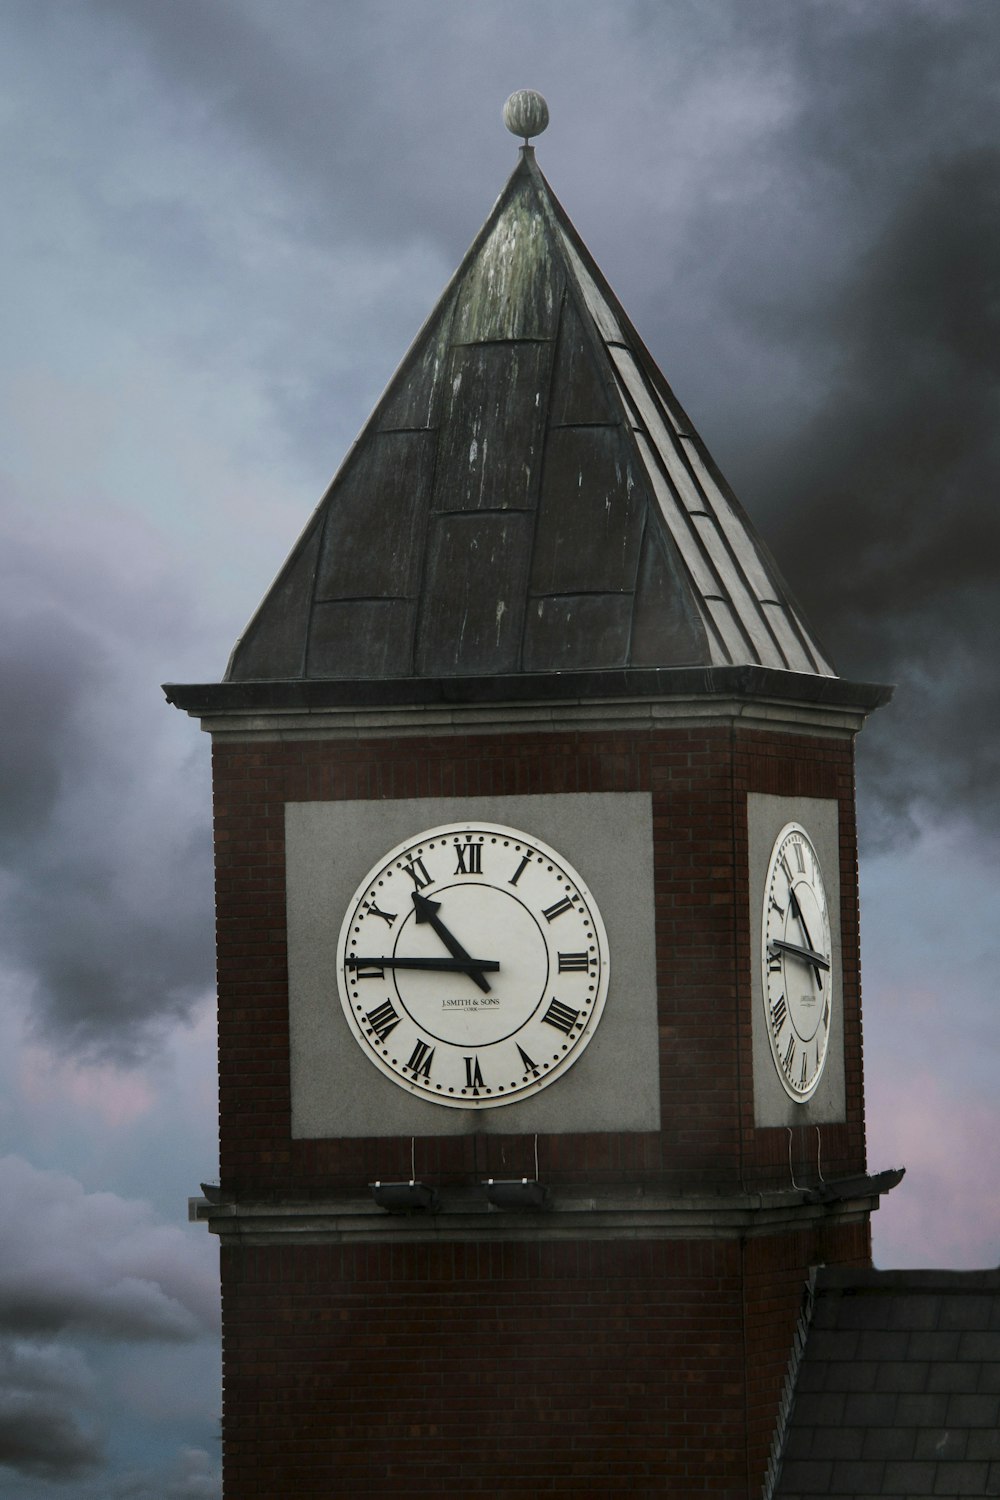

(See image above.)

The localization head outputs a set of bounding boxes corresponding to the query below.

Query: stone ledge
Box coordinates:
[189,1174,900,1246]
[164,665,892,741]
[178,693,875,742]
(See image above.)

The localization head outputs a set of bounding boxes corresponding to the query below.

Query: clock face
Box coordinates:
[336,821,610,1109]
[762,822,833,1102]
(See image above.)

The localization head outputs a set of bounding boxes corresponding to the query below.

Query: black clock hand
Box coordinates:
[767,938,830,973]
[347,955,500,975]
[787,885,816,949]
[411,890,492,994]
[787,886,824,990]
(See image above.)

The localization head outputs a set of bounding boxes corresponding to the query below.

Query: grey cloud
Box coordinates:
[0,530,215,1061]
[0,5,993,1483]
[0,1339,103,1481]
[0,1156,218,1343]
[108,1447,221,1500]
[77,7,1000,851]
[0,1158,219,1490]
[0,612,100,852]
[753,145,1000,839]
[0,1277,200,1346]
[9,862,213,1060]
[0,0,994,1079]
[87,0,530,239]
[556,6,1000,842]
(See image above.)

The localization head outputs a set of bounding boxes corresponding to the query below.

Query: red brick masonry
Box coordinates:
[212,724,866,1195]
[210,720,870,1496]
[220,1223,870,1498]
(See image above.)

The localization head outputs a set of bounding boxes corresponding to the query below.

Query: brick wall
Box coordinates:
[210,718,871,1495]
[742,1218,872,1487]
[211,722,865,1196]
[219,1220,869,1497]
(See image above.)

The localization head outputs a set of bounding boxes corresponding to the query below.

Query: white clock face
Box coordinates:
[336,822,610,1109]
[762,822,833,1102]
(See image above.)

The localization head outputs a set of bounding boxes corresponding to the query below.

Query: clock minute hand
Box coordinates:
[768,938,831,973]
[347,955,500,975]
[788,885,818,951]
[787,885,824,990]
[411,890,492,994]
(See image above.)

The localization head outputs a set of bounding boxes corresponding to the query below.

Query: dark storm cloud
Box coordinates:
[599,3,1000,841]
[733,147,1000,834]
[0,613,100,852]
[0,4,994,1089]
[80,0,997,845]
[0,1339,103,1481]
[0,520,215,1061]
[766,146,1000,648]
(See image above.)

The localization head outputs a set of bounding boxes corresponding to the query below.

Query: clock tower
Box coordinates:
[169,94,896,1498]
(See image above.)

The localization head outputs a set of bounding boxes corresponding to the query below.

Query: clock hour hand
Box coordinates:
[347,955,500,975]
[768,938,830,973]
[411,890,492,994]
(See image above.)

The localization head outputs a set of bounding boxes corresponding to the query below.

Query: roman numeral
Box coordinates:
[464,1056,485,1091]
[509,853,531,887]
[823,996,831,1031]
[542,999,581,1035]
[783,1035,795,1072]
[352,961,385,981]
[800,1051,809,1086]
[363,900,396,928]
[542,895,574,923]
[406,1039,435,1078]
[769,894,785,916]
[402,856,431,890]
[767,949,782,973]
[517,1044,539,1076]
[770,995,787,1034]
[794,841,806,873]
[364,1000,400,1043]
[454,842,482,876]
[558,951,590,973]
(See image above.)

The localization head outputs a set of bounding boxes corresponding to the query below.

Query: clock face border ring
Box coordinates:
[761,819,834,1105]
[335,820,611,1110]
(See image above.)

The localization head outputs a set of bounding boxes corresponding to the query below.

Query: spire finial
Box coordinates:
[503,90,549,147]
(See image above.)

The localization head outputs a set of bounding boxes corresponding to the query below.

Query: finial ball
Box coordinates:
[503,90,549,143]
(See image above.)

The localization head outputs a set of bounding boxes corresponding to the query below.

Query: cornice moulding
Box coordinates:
[188,1178,897,1247]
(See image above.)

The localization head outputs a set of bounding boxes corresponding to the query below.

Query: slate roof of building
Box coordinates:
[224,145,837,688]
[772,1267,1000,1499]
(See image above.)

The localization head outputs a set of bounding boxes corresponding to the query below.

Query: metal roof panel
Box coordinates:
[222,142,842,693]
[531,426,646,596]
[314,431,435,601]
[452,175,563,343]
[522,593,633,672]
[433,342,550,514]
[415,510,533,676]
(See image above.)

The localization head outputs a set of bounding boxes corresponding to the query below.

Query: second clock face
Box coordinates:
[336,822,610,1109]
[762,821,834,1102]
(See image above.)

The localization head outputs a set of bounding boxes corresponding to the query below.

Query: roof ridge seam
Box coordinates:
[516,280,566,672]
[764,1266,820,1500]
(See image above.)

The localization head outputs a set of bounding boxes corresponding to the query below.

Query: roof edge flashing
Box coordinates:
[164,665,893,719]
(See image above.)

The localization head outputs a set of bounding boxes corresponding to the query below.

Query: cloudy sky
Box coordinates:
[1,1,998,1493]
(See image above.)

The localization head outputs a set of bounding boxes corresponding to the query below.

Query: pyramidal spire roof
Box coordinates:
[224,120,836,692]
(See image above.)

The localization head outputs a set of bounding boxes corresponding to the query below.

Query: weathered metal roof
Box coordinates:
[770,1267,1000,1499]
[225,146,835,686]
